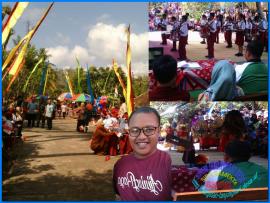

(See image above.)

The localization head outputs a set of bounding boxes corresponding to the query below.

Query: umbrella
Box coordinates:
[58,92,72,101]
[75,93,91,102]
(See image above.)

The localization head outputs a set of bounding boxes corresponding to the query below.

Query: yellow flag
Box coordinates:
[2,2,29,45]
[126,25,134,116]
[8,31,34,75]
[113,59,127,99]
[64,71,74,96]
[2,31,32,71]
[3,3,53,74]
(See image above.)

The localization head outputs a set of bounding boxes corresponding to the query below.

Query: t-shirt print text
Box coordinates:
[118,172,163,195]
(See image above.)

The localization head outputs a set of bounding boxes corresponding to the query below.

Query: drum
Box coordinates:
[200,26,210,38]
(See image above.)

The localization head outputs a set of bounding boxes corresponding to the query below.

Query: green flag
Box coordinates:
[23,58,44,92]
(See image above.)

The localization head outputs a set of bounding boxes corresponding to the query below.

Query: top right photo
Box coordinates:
[149,2,268,102]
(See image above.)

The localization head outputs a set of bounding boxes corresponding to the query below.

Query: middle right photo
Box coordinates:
[149,2,268,102]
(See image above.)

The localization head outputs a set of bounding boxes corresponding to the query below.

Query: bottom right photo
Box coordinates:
[150,101,268,201]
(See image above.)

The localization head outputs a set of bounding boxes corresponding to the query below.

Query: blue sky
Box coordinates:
[3,2,149,75]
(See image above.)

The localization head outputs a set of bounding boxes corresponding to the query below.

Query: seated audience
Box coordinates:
[236,40,268,95]
[149,55,190,101]
[198,60,243,101]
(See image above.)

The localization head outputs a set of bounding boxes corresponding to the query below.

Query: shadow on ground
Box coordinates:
[3,169,115,201]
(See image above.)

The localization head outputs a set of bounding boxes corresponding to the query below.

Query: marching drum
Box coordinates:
[200,26,210,38]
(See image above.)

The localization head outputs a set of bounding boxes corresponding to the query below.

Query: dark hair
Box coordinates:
[222,110,246,138]
[153,55,177,84]
[210,12,215,18]
[225,140,251,162]
[246,40,264,59]
[128,106,160,126]
[182,15,188,22]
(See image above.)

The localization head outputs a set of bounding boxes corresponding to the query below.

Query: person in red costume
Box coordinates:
[90,119,117,155]
[219,110,246,152]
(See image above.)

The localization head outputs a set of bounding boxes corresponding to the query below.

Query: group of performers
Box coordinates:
[89,102,133,156]
[161,107,268,159]
[150,5,268,60]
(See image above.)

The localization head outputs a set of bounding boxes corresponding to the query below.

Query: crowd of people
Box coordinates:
[149,3,268,60]
[159,104,268,162]
[2,94,134,158]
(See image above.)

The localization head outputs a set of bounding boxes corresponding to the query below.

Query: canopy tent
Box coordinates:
[57,92,72,101]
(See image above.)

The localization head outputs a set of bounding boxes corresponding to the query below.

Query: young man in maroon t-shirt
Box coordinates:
[113,107,172,201]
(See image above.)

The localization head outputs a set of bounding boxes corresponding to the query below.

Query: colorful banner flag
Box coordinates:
[114,85,119,98]
[2,2,29,45]
[113,59,127,99]
[38,65,48,95]
[2,30,33,72]
[76,57,82,93]
[64,71,74,96]
[5,59,25,92]
[2,3,53,74]
[126,25,134,116]
[43,67,49,95]
[23,58,44,92]
[86,67,95,103]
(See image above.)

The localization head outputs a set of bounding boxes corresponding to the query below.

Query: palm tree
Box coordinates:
[2,5,11,21]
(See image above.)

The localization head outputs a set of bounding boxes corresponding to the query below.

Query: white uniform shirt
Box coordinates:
[259,19,268,31]
[209,20,217,33]
[200,19,207,26]
[216,20,221,28]
[45,104,54,118]
[179,21,188,36]
[237,20,246,31]
[245,21,253,30]
[224,21,233,31]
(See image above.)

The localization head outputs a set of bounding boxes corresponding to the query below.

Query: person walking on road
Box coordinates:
[45,99,54,130]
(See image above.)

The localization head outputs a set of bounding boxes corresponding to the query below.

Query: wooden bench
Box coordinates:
[173,187,268,201]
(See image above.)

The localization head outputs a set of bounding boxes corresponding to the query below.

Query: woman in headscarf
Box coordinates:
[198,60,243,101]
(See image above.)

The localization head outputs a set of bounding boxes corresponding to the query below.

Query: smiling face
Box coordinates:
[128,112,160,159]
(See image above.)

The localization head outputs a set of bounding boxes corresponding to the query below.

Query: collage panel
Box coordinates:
[150,101,268,200]
[149,2,268,102]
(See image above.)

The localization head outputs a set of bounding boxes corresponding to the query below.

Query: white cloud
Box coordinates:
[46,45,95,69]
[86,22,148,75]
[46,22,148,76]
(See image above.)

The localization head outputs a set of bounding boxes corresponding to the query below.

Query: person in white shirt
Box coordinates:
[206,13,216,59]
[258,16,268,52]
[45,99,54,130]
[235,13,246,57]
[223,16,233,48]
[215,18,221,43]
[245,18,253,42]
[61,102,68,119]
[178,15,189,61]
[200,14,208,44]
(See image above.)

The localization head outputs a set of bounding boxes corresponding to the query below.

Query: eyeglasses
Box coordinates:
[128,126,159,137]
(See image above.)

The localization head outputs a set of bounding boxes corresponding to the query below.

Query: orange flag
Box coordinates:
[5,59,25,92]
[126,25,134,116]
